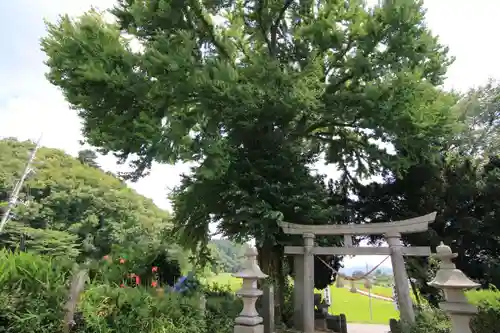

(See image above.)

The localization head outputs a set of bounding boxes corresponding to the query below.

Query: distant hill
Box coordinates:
[339,265,393,276]
[209,239,249,273]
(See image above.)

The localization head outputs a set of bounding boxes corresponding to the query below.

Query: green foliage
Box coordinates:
[469,288,500,333]
[0,138,175,260]
[355,79,500,301]
[280,281,295,328]
[0,250,238,333]
[41,0,456,248]
[41,0,457,318]
[451,79,500,155]
[402,307,451,333]
[403,290,500,333]
[209,239,248,273]
[203,284,242,333]
[77,149,100,169]
[88,249,183,289]
[0,249,73,333]
[41,1,454,178]
[80,285,207,333]
[1,221,80,259]
[357,154,500,300]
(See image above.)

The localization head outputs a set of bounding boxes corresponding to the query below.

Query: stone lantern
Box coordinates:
[232,247,268,333]
[428,242,480,333]
[364,278,372,290]
[336,274,344,288]
[349,280,357,293]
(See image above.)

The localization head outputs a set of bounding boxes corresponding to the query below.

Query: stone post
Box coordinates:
[293,255,304,331]
[262,285,274,333]
[303,233,315,333]
[199,294,206,314]
[386,231,415,324]
[349,280,357,293]
[232,247,268,333]
[428,242,480,333]
[336,274,344,288]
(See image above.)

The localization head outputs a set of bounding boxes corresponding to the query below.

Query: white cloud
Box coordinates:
[1,0,499,269]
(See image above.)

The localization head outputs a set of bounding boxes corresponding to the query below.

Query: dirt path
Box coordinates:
[347,323,390,333]
[354,289,393,302]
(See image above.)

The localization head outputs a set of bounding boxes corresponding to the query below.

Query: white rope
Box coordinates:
[317,255,390,281]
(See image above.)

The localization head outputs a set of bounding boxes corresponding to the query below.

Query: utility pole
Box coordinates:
[366,262,373,321]
[0,135,42,233]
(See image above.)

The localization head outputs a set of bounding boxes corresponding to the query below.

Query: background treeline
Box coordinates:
[0,138,247,277]
[209,239,249,273]
[0,138,190,284]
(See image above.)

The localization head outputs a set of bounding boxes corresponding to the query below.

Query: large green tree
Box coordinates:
[354,79,500,304]
[77,149,101,169]
[41,0,456,318]
[451,79,500,155]
[356,153,500,303]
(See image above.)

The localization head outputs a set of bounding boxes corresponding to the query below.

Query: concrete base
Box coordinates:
[234,324,264,333]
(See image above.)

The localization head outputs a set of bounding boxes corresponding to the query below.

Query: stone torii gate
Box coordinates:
[278,212,437,333]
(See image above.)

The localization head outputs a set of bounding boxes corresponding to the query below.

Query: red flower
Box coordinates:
[120,283,125,288]
[119,258,126,264]
[135,275,141,285]
[151,281,158,288]
[152,266,158,272]
[103,255,110,261]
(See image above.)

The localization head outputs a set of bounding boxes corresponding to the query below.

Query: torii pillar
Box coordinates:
[386,231,415,324]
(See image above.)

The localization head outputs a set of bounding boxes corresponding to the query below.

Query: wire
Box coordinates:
[317,255,391,281]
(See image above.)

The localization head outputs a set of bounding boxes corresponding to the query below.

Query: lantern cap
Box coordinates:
[232,247,268,279]
[429,242,480,290]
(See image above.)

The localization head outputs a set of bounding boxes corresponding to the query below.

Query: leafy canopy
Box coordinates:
[450,79,500,156]
[42,0,454,180]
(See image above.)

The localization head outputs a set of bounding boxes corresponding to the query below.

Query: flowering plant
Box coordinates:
[99,255,160,290]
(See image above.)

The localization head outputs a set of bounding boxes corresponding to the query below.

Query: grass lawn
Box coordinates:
[329,286,399,324]
[356,285,393,299]
[203,273,399,324]
[203,272,242,290]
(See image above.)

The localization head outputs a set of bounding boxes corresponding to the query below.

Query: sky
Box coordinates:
[1,0,500,269]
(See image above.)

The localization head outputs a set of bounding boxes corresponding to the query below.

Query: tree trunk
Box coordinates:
[409,278,421,308]
[257,244,286,325]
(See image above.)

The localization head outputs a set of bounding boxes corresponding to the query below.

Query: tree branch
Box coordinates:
[188,0,231,60]
[270,0,293,56]
[305,117,359,135]
[256,0,273,54]
[325,38,354,79]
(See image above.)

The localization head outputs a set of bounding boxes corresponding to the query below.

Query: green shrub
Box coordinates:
[403,307,451,333]
[404,289,500,333]
[79,285,207,333]
[88,251,183,289]
[0,251,239,333]
[469,289,500,333]
[281,282,295,327]
[0,249,73,333]
[204,284,242,333]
